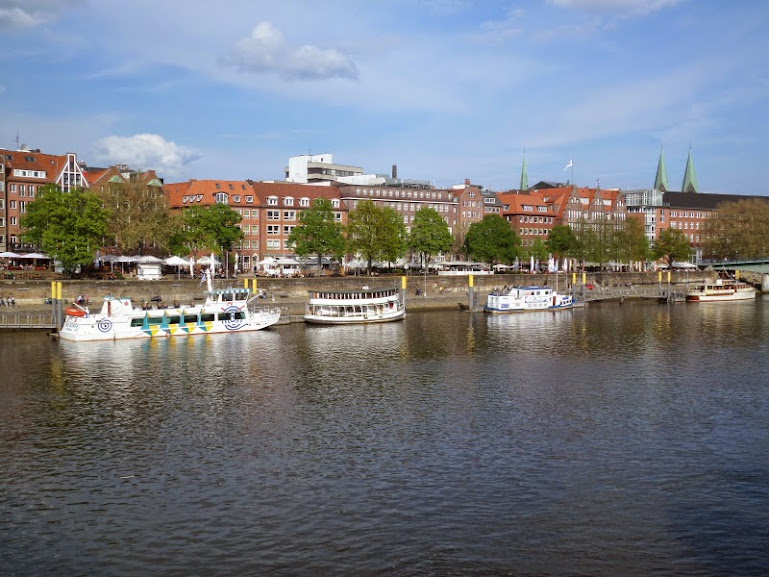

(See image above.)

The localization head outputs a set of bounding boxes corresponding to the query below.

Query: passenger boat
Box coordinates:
[59,276,281,342]
[485,285,573,313]
[686,277,757,302]
[305,286,405,324]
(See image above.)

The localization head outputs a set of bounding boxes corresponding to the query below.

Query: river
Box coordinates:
[1,300,768,576]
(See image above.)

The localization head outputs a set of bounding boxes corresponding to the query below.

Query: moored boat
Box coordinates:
[305,286,405,324]
[485,285,573,314]
[59,278,281,342]
[686,277,757,302]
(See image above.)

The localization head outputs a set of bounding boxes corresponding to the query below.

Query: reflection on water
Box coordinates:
[1,301,769,576]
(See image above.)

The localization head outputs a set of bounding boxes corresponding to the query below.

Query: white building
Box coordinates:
[285,154,364,185]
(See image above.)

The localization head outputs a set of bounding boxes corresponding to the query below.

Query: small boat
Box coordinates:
[485,285,573,314]
[59,275,281,342]
[686,277,757,302]
[305,286,405,324]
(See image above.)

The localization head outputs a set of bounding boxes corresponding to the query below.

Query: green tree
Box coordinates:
[172,204,244,271]
[654,227,693,266]
[378,206,409,268]
[408,207,454,270]
[288,198,346,272]
[703,198,769,260]
[547,225,577,261]
[464,214,521,264]
[21,185,109,277]
[97,179,171,254]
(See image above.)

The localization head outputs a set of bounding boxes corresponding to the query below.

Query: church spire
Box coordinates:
[520,148,529,190]
[654,146,669,192]
[681,146,699,193]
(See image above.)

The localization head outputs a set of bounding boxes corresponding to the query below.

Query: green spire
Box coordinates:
[654,147,669,191]
[520,149,528,190]
[682,146,699,193]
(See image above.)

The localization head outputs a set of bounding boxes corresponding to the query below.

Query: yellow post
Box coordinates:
[582,272,586,285]
[51,282,56,299]
[56,282,63,300]
[572,272,577,285]
[469,274,474,288]
[252,278,258,291]
[243,278,248,289]
[667,271,671,283]
[658,271,662,283]
[736,270,740,280]
[401,275,407,289]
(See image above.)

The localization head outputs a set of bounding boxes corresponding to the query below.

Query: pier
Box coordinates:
[0,312,57,330]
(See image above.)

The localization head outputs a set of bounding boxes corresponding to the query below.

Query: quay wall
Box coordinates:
[0,271,715,310]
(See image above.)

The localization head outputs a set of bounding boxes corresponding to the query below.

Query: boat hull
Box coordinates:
[59,310,281,342]
[484,302,573,314]
[686,291,757,302]
[304,308,405,325]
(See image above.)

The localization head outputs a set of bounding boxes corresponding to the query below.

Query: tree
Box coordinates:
[378,206,409,268]
[21,185,109,277]
[288,198,346,272]
[654,227,693,266]
[547,225,577,261]
[702,198,769,260]
[409,207,454,269]
[171,204,244,271]
[97,179,171,254]
[464,214,521,264]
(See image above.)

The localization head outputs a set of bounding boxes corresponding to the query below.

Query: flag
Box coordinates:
[564,159,573,171]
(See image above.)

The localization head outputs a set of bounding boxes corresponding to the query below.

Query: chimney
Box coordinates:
[392,164,398,179]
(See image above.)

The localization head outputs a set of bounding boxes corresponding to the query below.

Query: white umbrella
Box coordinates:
[257,257,276,266]
[196,256,220,266]
[19,252,49,259]
[164,256,190,266]
[0,251,22,258]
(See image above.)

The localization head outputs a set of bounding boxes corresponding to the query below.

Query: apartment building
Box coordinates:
[165,180,346,272]
[0,147,87,251]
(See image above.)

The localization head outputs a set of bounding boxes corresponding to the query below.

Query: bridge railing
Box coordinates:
[0,312,57,330]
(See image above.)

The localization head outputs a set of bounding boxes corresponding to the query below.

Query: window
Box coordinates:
[10,217,17,225]
[214,192,229,204]
[242,225,250,234]
[283,225,295,235]
[284,197,294,206]
[233,195,241,203]
[267,196,278,206]
[299,197,310,207]
[283,210,296,220]
[245,195,254,203]
[267,239,280,249]
[242,209,251,219]
[267,210,280,220]
[331,199,340,208]
[10,200,16,209]
[267,225,280,235]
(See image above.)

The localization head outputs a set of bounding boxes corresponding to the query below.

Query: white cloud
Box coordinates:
[94,134,201,177]
[225,21,358,81]
[0,0,82,31]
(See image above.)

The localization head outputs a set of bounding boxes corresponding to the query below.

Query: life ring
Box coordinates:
[65,307,87,317]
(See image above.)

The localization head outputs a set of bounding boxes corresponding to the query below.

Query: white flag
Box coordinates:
[564,159,573,171]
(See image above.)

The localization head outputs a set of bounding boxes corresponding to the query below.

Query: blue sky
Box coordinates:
[1,0,767,194]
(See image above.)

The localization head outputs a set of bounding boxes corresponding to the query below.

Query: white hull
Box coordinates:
[485,285,573,314]
[59,285,281,342]
[305,286,405,325]
[686,279,757,303]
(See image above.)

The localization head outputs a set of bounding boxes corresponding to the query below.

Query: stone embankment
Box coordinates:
[0,271,728,318]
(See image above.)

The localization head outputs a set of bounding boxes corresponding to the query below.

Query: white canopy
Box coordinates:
[137,255,164,264]
[165,256,191,266]
[257,257,276,266]
[18,252,50,259]
[0,251,22,258]
[196,256,221,265]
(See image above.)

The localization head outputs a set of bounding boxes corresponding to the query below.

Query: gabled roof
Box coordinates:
[250,181,342,202]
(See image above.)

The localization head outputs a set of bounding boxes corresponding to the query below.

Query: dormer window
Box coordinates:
[196,195,204,202]
[245,195,254,203]
[268,196,278,205]
[214,192,229,204]
[284,196,294,206]
[331,199,340,208]
[233,195,241,203]
[299,197,310,207]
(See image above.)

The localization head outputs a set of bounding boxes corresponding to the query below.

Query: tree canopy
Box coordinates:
[654,227,693,266]
[170,203,244,263]
[97,179,171,254]
[702,198,769,260]
[408,207,454,267]
[464,214,521,264]
[21,185,109,276]
[288,198,346,271]
[346,200,408,272]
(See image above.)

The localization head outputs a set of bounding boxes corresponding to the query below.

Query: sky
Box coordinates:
[0,0,767,195]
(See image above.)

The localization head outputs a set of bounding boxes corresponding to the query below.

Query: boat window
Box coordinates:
[183,315,198,324]
[130,319,144,327]
[200,314,215,323]
[167,316,181,325]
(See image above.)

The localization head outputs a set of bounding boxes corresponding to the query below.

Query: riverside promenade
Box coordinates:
[0,270,724,330]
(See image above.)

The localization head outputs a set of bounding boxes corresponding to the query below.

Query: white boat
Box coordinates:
[305,286,405,324]
[686,277,757,302]
[485,285,573,314]
[59,277,281,342]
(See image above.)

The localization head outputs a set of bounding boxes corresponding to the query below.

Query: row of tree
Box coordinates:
[23,183,766,277]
